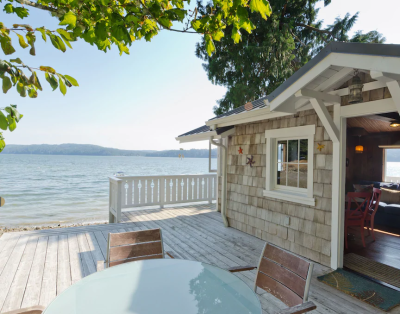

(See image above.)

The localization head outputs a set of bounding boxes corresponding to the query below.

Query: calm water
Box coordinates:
[387,162,400,178]
[0,155,217,227]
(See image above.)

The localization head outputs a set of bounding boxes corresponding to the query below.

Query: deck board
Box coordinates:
[0,203,398,314]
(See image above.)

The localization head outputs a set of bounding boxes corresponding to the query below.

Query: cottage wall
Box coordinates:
[219,74,394,268]
[225,109,334,267]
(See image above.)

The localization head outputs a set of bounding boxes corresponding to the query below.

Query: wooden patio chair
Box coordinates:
[345,192,371,249]
[228,243,316,314]
[3,306,46,314]
[97,228,175,271]
[365,188,382,241]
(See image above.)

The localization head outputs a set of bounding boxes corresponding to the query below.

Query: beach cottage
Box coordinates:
[176,42,400,270]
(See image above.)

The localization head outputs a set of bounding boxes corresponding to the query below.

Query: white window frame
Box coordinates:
[379,145,400,183]
[264,125,316,206]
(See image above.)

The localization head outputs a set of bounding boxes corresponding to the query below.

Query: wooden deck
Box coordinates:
[0,203,398,314]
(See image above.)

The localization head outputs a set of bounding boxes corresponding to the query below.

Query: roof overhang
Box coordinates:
[175,126,235,144]
[269,43,400,113]
[203,43,400,128]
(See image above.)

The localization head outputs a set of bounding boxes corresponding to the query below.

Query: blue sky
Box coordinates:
[2,0,399,150]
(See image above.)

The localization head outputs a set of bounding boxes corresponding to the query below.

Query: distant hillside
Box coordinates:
[2,144,217,158]
[387,149,400,162]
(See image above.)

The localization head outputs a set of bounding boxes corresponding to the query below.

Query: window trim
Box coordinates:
[264,125,316,206]
[380,146,400,182]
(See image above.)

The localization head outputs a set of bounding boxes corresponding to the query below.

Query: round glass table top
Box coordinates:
[43,259,262,314]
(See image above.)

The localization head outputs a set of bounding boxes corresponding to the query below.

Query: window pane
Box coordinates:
[386,149,400,181]
[299,164,308,188]
[300,139,308,162]
[277,141,287,163]
[288,140,298,162]
[277,163,287,186]
[287,164,298,187]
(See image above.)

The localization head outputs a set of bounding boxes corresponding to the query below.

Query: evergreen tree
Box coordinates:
[195,0,385,115]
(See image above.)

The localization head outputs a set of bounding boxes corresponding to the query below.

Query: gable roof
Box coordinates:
[177,42,400,141]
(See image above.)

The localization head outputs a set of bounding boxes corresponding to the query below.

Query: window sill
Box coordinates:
[263,190,315,206]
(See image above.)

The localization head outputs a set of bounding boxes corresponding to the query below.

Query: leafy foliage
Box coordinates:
[0,105,22,152]
[0,0,276,151]
[0,22,79,152]
[195,0,386,115]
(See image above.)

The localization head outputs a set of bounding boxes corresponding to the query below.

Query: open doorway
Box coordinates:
[343,112,400,290]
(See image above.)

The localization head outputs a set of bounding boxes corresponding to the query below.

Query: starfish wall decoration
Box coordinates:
[246,155,255,167]
[238,147,243,154]
[317,143,325,152]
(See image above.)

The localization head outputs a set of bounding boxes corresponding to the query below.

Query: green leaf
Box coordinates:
[6,106,22,122]
[0,36,16,55]
[117,42,129,56]
[59,11,77,28]
[32,71,42,91]
[28,87,37,98]
[10,58,22,64]
[205,34,215,56]
[37,27,47,41]
[95,22,108,41]
[157,17,172,29]
[4,3,13,14]
[249,0,272,20]
[165,8,186,21]
[0,139,5,153]
[14,7,29,19]
[213,30,224,41]
[16,83,26,97]
[7,116,16,131]
[231,26,241,43]
[49,34,61,50]
[40,66,56,74]
[2,76,12,93]
[64,75,79,86]
[59,77,66,95]
[45,72,58,90]
[0,111,8,130]
[15,33,29,48]
[26,32,36,46]
[55,35,66,52]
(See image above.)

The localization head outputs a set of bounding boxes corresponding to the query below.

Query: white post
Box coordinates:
[160,177,165,209]
[208,177,212,204]
[109,177,123,223]
[331,104,346,269]
[116,179,123,223]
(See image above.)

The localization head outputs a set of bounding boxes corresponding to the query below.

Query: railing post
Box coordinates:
[116,179,122,222]
[109,177,122,223]
[208,176,213,204]
[160,177,165,209]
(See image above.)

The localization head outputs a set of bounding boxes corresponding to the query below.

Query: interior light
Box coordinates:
[390,121,400,128]
[355,145,364,153]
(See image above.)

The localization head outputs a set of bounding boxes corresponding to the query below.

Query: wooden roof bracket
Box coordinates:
[295,89,340,143]
[370,71,400,115]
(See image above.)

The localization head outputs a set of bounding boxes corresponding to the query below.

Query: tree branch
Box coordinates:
[15,0,59,13]
[295,22,338,43]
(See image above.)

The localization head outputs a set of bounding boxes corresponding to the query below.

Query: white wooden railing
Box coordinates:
[109,174,217,223]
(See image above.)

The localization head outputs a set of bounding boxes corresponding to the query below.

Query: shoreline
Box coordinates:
[0,221,108,237]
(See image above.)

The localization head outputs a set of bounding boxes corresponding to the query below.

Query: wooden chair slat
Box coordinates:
[259,257,306,298]
[109,254,163,267]
[256,272,303,307]
[109,228,161,247]
[263,244,310,279]
[109,241,162,262]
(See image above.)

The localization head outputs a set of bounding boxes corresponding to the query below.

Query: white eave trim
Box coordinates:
[175,127,235,144]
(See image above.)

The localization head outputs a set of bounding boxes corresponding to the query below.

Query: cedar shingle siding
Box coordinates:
[223,109,334,267]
